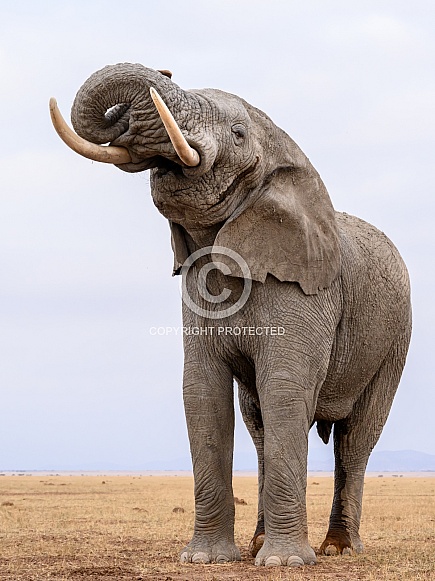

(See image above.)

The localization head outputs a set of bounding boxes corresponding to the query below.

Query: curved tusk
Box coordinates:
[49,98,132,164]
[150,87,200,167]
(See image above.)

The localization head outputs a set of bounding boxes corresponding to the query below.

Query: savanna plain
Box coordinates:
[0,473,434,581]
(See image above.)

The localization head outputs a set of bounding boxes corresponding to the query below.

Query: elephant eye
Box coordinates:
[231,123,246,145]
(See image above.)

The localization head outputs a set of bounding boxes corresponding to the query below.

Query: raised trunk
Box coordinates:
[70,63,198,165]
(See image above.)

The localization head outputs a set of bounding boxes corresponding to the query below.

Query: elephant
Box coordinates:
[50,63,412,568]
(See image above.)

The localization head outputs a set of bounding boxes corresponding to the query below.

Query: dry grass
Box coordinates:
[0,474,434,580]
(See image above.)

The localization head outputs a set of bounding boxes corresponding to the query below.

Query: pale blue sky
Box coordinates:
[0,1,434,470]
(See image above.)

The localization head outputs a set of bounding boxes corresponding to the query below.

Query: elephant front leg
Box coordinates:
[180,357,240,564]
[254,383,317,567]
[237,382,265,557]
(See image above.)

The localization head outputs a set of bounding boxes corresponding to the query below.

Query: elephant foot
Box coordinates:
[249,532,265,557]
[254,538,316,567]
[180,537,241,564]
[319,530,363,556]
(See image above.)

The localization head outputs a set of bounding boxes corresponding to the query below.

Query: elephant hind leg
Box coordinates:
[237,381,265,557]
[320,328,411,556]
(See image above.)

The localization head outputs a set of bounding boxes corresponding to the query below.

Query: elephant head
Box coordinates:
[51,63,340,295]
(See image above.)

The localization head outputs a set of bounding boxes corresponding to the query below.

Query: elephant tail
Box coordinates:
[317,420,333,444]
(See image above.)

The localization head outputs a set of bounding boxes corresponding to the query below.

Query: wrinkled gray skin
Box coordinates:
[70,63,412,566]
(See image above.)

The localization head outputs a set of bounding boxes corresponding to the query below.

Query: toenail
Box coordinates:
[192,551,211,563]
[287,556,304,567]
[265,555,282,566]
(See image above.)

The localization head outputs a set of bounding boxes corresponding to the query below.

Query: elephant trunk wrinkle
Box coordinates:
[70,63,195,163]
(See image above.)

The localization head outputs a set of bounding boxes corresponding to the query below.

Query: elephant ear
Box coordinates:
[212,166,341,295]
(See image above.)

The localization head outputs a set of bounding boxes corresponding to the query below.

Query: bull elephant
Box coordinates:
[50,63,411,568]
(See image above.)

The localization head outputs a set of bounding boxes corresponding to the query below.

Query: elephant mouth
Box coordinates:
[120,154,201,178]
[154,157,185,177]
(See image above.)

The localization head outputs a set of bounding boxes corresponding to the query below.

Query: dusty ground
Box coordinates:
[0,474,434,580]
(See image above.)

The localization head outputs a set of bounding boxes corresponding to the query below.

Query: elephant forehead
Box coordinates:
[191,88,250,124]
